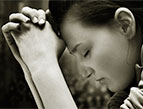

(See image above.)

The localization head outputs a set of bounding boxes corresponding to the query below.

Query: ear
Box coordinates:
[114,7,136,39]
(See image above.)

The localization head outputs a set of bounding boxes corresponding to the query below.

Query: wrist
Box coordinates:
[25,54,58,77]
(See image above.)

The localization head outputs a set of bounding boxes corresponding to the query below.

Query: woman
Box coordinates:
[2,0,143,108]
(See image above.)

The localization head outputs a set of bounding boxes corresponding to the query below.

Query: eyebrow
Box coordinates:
[71,43,81,53]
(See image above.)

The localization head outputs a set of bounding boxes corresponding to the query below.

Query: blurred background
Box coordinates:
[0,0,111,108]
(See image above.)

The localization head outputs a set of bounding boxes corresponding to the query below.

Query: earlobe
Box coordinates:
[114,7,136,39]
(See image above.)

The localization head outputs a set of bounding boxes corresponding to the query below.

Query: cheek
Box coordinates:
[90,41,135,91]
[91,41,128,76]
[108,69,135,92]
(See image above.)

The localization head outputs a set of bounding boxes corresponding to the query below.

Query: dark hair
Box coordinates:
[49,0,143,35]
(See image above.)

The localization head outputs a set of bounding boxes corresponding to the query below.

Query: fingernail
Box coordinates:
[39,19,45,25]
[32,17,38,23]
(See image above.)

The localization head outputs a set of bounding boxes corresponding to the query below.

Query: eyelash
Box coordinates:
[84,50,90,57]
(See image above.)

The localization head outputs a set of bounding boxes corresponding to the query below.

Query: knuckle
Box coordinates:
[1,23,10,32]
[22,6,28,12]
[120,104,126,109]
[2,22,19,33]
[9,13,21,20]
[31,9,38,16]
[46,9,50,14]
[130,87,138,94]
[38,9,45,13]
[38,10,45,19]
[46,21,51,27]
[130,87,136,91]
[6,23,11,28]
[124,99,128,103]
[9,13,15,20]
[32,8,38,13]
[21,6,31,13]
[9,14,13,20]
[1,25,6,32]
[17,13,23,18]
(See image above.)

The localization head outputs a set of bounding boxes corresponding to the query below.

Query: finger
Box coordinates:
[46,10,59,35]
[138,80,143,89]
[37,9,46,25]
[46,9,52,22]
[2,22,20,33]
[129,87,143,108]
[137,88,143,104]
[46,9,52,21]
[135,64,143,84]
[2,24,22,63]
[45,9,50,15]
[124,98,135,109]
[1,22,19,45]
[138,87,143,95]
[120,104,129,109]
[21,6,38,23]
[9,13,30,23]
[45,9,50,18]
[131,87,143,100]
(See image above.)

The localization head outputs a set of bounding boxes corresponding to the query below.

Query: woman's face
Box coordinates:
[60,20,136,92]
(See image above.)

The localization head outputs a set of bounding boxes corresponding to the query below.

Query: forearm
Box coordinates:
[20,62,44,108]
[27,57,77,109]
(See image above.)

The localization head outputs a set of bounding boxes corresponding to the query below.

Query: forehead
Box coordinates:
[60,20,92,50]
[60,19,112,50]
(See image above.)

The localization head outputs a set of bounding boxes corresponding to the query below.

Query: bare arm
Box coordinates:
[2,12,77,109]
[30,53,77,108]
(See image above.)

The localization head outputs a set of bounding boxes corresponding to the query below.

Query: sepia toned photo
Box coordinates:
[0,0,143,108]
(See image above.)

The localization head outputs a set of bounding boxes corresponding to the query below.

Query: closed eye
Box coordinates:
[84,50,90,57]
[86,72,93,78]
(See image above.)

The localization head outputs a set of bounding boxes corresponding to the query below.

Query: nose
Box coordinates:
[76,57,95,78]
[82,67,95,78]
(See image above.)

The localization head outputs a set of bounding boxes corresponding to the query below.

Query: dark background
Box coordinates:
[0,0,110,108]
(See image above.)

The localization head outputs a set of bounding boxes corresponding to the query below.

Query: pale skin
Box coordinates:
[1,6,143,109]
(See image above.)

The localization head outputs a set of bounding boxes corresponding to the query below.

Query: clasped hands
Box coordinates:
[2,7,65,68]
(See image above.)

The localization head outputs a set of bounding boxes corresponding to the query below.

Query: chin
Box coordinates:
[108,86,125,93]
[108,88,117,93]
[108,81,131,92]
